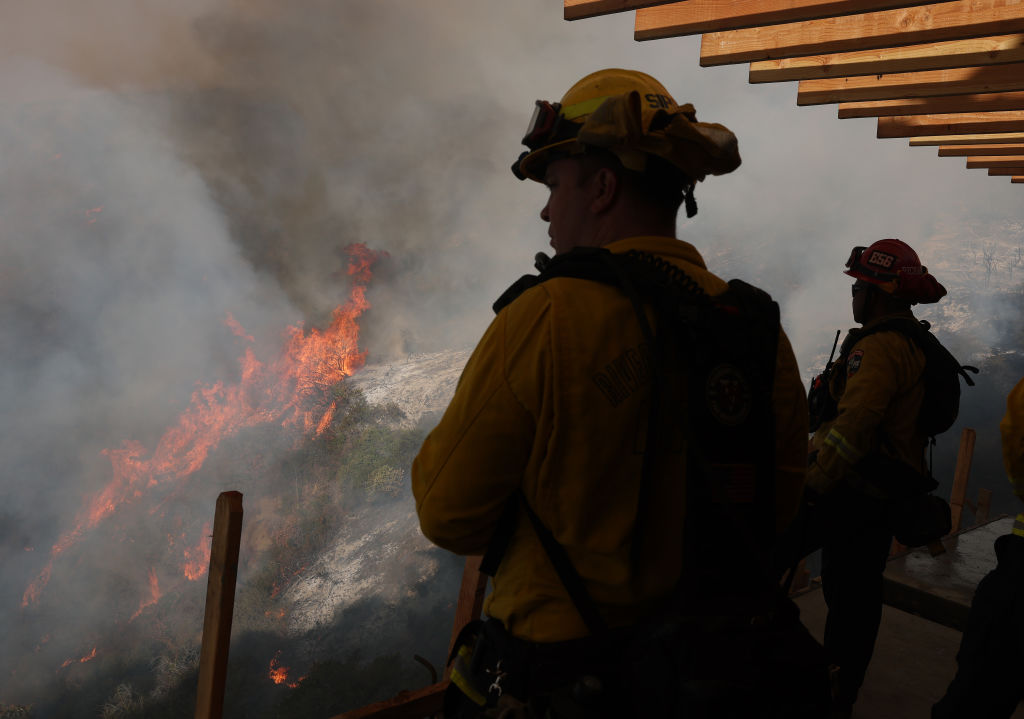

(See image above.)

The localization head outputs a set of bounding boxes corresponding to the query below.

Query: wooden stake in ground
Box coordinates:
[950,429,976,533]
[195,491,244,719]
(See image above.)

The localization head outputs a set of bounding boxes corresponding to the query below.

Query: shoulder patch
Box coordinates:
[847,349,864,377]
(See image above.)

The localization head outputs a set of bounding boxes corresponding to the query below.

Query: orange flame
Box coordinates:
[182,524,212,581]
[22,244,385,606]
[268,651,304,688]
[225,311,255,343]
[62,647,98,667]
[268,651,289,684]
[130,568,161,621]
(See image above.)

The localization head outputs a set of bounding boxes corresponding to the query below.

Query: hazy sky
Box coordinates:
[0,0,1021,704]
[2,0,1020,569]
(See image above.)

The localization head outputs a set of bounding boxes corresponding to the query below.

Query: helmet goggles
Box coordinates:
[512,96,612,180]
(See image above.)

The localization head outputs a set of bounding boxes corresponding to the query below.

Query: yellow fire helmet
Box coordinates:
[512,68,741,216]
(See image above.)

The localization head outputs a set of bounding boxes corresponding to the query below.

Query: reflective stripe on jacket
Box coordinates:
[411,235,808,642]
[808,315,927,496]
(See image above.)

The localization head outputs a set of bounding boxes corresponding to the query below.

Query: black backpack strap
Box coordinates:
[480,490,608,635]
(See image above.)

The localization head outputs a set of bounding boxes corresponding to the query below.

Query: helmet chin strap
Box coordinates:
[683,184,698,218]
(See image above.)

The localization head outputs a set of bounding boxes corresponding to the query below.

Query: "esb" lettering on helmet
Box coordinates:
[867,251,895,268]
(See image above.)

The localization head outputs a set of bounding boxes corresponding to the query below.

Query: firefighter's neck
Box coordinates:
[859,291,913,326]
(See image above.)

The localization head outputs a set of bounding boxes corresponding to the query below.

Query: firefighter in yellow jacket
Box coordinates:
[412,69,825,718]
[805,238,949,715]
[933,379,1024,718]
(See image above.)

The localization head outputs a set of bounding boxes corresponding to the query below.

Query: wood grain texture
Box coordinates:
[194,492,244,719]
[966,155,1024,165]
[910,131,1024,143]
[878,111,1024,136]
[798,63,1024,104]
[635,0,927,37]
[565,0,674,21]
[697,0,1024,65]
[750,34,1024,82]
[839,92,1024,118]
[938,142,1024,154]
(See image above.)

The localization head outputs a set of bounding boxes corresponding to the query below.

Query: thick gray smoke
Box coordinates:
[1,0,1022,712]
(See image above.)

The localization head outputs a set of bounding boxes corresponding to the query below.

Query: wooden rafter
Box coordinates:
[938,143,1024,155]
[910,132,1024,144]
[967,155,1024,167]
[1012,176,1024,181]
[633,0,933,38]
[798,63,1024,105]
[695,0,1024,66]
[878,112,1024,137]
[750,34,1024,82]
[989,166,1024,174]
[564,0,673,21]
[838,92,1024,118]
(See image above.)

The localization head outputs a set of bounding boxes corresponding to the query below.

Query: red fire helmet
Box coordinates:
[844,238,947,305]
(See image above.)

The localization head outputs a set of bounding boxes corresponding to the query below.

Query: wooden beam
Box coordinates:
[195,492,244,719]
[446,555,487,678]
[949,429,975,533]
[976,488,993,525]
[635,0,929,38]
[878,112,1024,137]
[839,92,1024,118]
[1013,175,1024,181]
[750,34,1024,82]
[910,132,1024,144]
[329,681,448,719]
[989,166,1024,174]
[564,0,673,21]
[938,143,1024,155]
[799,63,1024,105]
[966,155,1024,166]
[696,0,1024,66]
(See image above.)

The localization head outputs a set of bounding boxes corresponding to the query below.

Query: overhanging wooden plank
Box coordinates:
[697,0,1024,66]
[798,63,1024,105]
[750,34,1024,82]
[910,131,1024,143]
[938,143,1024,154]
[989,166,1024,174]
[565,0,674,21]
[966,155,1024,166]
[839,92,1024,118]
[634,0,929,37]
[1012,175,1024,181]
[878,112,1024,137]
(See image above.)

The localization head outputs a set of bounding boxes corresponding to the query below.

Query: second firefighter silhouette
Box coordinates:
[804,238,971,715]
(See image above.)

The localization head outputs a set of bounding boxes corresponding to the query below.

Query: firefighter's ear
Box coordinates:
[589,167,618,214]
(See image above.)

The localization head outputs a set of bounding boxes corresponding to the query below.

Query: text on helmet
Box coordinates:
[644,93,673,110]
[866,251,896,269]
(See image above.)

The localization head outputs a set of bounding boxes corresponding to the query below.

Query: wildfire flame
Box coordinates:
[182,524,212,581]
[22,244,385,607]
[129,568,161,621]
[224,311,255,343]
[268,651,304,688]
[62,647,98,668]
